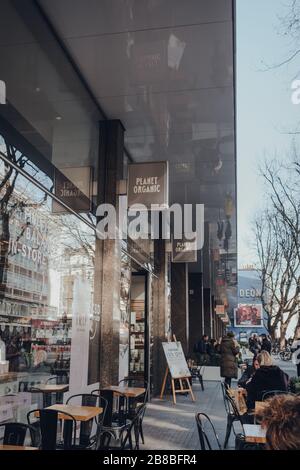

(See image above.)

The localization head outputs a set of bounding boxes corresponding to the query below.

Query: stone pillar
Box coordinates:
[188,272,203,354]
[97,120,124,387]
[152,238,169,396]
[171,263,189,354]
[202,222,212,337]
[203,288,212,337]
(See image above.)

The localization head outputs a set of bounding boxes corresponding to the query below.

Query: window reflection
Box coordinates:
[0,141,95,402]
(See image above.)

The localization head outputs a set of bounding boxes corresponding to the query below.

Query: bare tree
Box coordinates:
[254,153,300,346]
[255,209,300,346]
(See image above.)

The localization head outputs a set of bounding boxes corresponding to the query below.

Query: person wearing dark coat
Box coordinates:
[220,331,240,388]
[238,356,260,388]
[260,334,271,354]
[246,351,289,410]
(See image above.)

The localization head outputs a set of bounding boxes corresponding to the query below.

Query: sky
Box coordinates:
[236,0,300,266]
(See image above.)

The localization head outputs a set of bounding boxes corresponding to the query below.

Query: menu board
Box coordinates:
[162,341,191,379]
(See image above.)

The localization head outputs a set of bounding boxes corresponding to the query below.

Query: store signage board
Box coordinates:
[127,161,169,210]
[52,167,92,213]
[172,237,197,263]
[162,341,191,379]
[160,341,195,404]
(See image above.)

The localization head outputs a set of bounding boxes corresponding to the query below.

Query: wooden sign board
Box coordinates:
[162,342,191,379]
[160,341,195,404]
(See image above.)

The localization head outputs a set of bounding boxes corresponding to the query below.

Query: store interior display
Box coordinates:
[129,275,147,378]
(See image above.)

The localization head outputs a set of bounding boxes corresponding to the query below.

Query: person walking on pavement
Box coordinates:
[249,333,260,357]
[195,334,210,365]
[220,331,240,388]
[291,337,300,377]
[260,334,272,354]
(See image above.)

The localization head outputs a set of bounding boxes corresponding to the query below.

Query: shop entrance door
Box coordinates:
[129,272,149,384]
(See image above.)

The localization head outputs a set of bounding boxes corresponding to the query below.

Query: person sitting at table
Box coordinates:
[259,395,300,450]
[237,356,260,388]
[245,351,289,410]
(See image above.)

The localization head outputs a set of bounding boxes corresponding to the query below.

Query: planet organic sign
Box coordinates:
[127,162,169,209]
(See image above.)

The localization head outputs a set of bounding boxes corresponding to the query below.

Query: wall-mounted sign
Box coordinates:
[239,288,261,298]
[234,304,263,328]
[172,237,197,263]
[0,80,6,104]
[52,167,92,214]
[215,304,225,316]
[127,161,169,210]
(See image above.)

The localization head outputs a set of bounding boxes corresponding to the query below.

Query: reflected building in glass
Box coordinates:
[0,0,237,406]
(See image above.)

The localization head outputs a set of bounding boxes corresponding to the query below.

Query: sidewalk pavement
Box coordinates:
[141,359,297,451]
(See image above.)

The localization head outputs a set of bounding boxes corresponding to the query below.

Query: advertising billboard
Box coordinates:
[234,303,263,327]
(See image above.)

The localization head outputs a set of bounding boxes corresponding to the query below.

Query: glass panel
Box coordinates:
[0,147,95,416]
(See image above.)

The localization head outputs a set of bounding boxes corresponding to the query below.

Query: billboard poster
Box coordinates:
[127,161,169,209]
[234,304,263,327]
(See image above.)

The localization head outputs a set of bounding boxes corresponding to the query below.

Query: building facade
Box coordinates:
[0,0,237,405]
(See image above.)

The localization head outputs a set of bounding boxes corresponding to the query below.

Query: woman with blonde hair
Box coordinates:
[245,351,289,410]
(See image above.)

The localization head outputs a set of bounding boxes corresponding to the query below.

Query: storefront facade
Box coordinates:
[0,0,237,414]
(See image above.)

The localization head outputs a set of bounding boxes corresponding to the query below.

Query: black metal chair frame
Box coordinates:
[221,383,247,449]
[65,393,105,449]
[261,390,292,401]
[118,377,149,446]
[0,422,38,447]
[195,412,222,450]
[98,404,142,450]
[28,408,77,450]
[94,389,135,450]
[189,366,205,391]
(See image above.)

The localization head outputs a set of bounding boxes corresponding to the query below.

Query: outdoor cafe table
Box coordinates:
[37,404,103,421]
[103,386,146,398]
[102,386,146,425]
[0,445,39,451]
[35,404,103,447]
[243,424,267,444]
[30,384,69,407]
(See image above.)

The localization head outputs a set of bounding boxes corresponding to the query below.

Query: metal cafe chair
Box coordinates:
[118,377,149,446]
[95,389,134,450]
[97,395,142,450]
[223,392,258,450]
[66,393,107,449]
[221,384,251,449]
[262,390,292,401]
[195,413,222,450]
[0,422,38,447]
[28,408,77,450]
[189,365,205,391]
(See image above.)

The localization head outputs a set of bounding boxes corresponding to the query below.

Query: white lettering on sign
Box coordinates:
[133,176,161,194]
[239,288,261,298]
[0,80,6,104]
